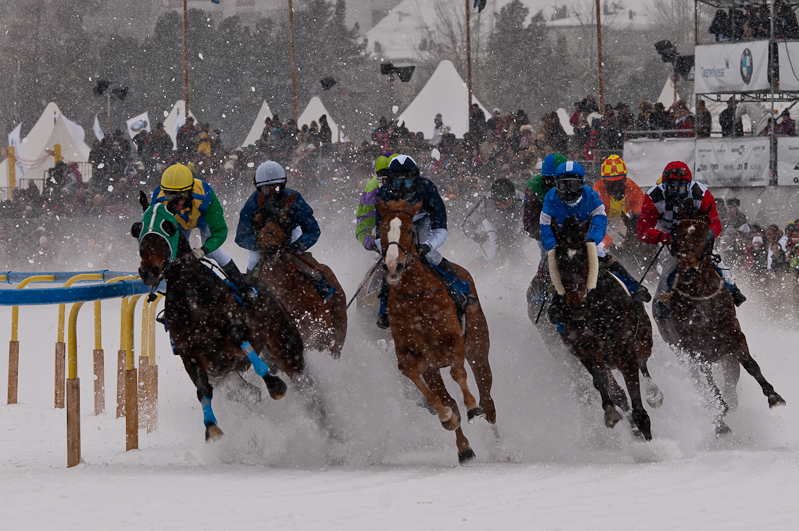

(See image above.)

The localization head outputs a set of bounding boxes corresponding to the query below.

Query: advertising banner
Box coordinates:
[777,137,799,185]
[623,139,696,188]
[778,42,799,91]
[695,138,770,187]
[695,41,770,93]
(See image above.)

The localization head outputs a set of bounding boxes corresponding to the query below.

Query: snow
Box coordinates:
[2,215,797,529]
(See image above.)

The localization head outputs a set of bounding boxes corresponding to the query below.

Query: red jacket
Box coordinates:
[637,181,722,245]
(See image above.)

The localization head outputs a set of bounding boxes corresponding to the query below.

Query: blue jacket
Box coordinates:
[539,186,607,251]
[375,176,447,231]
[235,188,320,252]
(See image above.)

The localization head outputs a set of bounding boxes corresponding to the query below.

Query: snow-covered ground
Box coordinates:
[2,213,796,530]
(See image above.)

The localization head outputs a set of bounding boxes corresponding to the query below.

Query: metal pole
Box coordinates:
[771,0,777,186]
[466,0,473,110]
[595,0,605,109]
[289,0,298,122]
[106,91,111,134]
[183,0,190,117]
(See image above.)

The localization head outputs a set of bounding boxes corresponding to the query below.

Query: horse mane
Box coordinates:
[253,192,296,233]
[677,199,707,224]
[557,216,589,246]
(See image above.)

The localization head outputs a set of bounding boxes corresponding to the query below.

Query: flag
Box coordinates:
[126,111,151,139]
[93,114,104,141]
[173,107,185,133]
[8,122,24,175]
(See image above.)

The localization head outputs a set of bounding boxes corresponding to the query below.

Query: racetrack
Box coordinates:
[1,204,796,530]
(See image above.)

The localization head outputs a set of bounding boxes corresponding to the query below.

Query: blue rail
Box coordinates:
[0,279,163,306]
[1,271,135,284]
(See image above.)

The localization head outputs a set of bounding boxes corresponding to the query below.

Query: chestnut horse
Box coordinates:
[658,206,785,435]
[377,199,496,464]
[132,192,305,441]
[252,192,347,358]
[549,216,662,440]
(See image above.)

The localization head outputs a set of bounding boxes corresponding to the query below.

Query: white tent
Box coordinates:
[658,77,678,108]
[1,103,91,188]
[241,101,273,147]
[397,60,489,139]
[162,100,199,149]
[297,97,340,141]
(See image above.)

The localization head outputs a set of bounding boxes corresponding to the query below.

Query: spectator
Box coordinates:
[650,102,671,133]
[720,97,743,137]
[469,103,486,143]
[726,198,747,230]
[431,113,446,147]
[615,102,635,133]
[697,100,712,137]
[769,242,790,272]
[708,9,732,42]
[744,235,768,273]
[775,109,796,135]
[775,0,799,39]
[319,114,332,144]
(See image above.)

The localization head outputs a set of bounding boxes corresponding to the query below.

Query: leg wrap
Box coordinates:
[242,342,270,377]
[201,397,218,427]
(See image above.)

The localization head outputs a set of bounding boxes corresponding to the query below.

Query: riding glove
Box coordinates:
[191,248,205,259]
[419,243,432,255]
[658,232,672,246]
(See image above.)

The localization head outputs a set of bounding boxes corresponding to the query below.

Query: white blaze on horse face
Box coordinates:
[385,217,402,280]
[687,226,696,234]
[567,249,577,259]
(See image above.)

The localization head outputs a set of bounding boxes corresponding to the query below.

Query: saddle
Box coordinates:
[284,251,337,302]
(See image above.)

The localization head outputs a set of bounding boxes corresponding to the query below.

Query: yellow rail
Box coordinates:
[124,295,143,371]
[11,275,55,342]
[57,274,104,343]
[67,302,85,380]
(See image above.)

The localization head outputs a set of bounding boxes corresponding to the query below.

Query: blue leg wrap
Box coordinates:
[201,398,217,427]
[242,341,270,377]
[378,290,388,318]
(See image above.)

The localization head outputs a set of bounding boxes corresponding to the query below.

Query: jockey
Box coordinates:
[373,154,475,329]
[462,177,524,262]
[637,160,746,309]
[523,153,567,239]
[152,163,256,304]
[541,161,650,323]
[593,155,645,249]
[355,153,397,251]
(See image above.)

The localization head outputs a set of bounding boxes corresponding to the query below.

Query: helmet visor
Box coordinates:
[664,180,689,196]
[258,183,283,195]
[556,177,583,194]
[662,167,688,180]
[388,174,416,191]
[163,190,190,202]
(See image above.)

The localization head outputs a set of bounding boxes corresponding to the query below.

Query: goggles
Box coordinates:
[555,177,583,193]
[388,175,416,191]
[662,167,688,179]
[163,190,190,202]
[258,183,283,194]
[664,180,689,195]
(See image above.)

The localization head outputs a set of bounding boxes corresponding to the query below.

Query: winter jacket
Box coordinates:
[152,178,227,254]
[637,181,722,246]
[235,188,320,253]
[375,176,448,251]
[355,176,380,249]
[523,174,549,238]
[539,186,607,251]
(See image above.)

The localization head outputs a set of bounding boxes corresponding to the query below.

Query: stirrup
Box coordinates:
[376,312,389,329]
[631,286,652,303]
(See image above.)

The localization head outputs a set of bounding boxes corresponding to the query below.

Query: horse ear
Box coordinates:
[409,200,423,217]
[161,220,178,237]
[139,190,150,212]
[377,199,388,216]
[131,222,142,239]
[283,193,297,209]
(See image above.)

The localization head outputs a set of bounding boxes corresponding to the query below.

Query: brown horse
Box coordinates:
[131,192,305,441]
[549,216,661,440]
[252,192,347,358]
[376,199,496,464]
[657,206,785,435]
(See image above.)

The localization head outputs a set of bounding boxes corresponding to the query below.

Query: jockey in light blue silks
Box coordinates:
[540,161,650,326]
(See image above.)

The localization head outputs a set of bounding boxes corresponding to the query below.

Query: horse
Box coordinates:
[549,216,662,440]
[376,199,496,464]
[252,192,347,358]
[132,192,305,441]
[656,205,785,435]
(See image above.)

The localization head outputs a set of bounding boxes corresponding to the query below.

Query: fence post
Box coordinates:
[124,295,142,451]
[93,300,104,415]
[66,302,85,468]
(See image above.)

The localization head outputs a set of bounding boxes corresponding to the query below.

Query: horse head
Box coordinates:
[255,193,296,259]
[377,199,422,285]
[549,216,599,320]
[131,191,181,287]
[673,202,714,274]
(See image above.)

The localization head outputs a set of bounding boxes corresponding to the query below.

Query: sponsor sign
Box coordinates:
[695,41,770,93]
[623,139,696,188]
[778,42,799,91]
[777,136,799,185]
[695,138,769,187]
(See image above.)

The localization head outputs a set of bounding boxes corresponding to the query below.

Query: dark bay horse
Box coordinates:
[549,216,662,440]
[377,199,496,464]
[658,206,785,435]
[252,192,347,358]
[132,192,305,441]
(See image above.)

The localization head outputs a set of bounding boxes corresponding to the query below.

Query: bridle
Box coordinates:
[381,209,419,275]
[674,218,717,271]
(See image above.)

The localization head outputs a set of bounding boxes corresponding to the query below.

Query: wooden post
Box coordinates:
[125,368,138,451]
[595,0,605,109]
[54,342,65,408]
[66,378,81,467]
[8,341,19,404]
[116,349,125,417]
[465,0,473,111]
[138,355,150,430]
[288,0,298,122]
[150,365,158,432]
[93,349,104,415]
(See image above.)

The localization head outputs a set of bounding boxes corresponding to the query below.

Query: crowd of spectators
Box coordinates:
[708,0,799,42]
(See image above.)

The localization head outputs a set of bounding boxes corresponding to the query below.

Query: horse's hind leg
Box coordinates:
[690,358,731,436]
[730,337,786,408]
[398,354,460,430]
[422,368,474,464]
[640,361,664,408]
[465,344,496,425]
[605,369,630,412]
[575,351,623,429]
[447,341,484,423]
[290,371,336,438]
[182,356,223,441]
[720,356,740,411]
[619,357,652,441]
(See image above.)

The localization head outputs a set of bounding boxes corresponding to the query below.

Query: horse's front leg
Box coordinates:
[447,339,484,424]
[571,340,622,429]
[688,356,731,437]
[181,355,223,441]
[727,335,786,408]
[397,350,460,430]
[421,367,475,464]
[619,355,652,441]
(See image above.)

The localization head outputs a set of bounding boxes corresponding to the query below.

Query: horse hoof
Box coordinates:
[264,374,287,400]
[441,411,461,431]
[205,424,224,442]
[768,393,786,408]
[646,386,664,409]
[715,421,732,438]
[467,407,486,424]
[458,447,476,465]
[604,406,623,428]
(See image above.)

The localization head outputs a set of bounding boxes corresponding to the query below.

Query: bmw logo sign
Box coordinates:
[741,48,753,84]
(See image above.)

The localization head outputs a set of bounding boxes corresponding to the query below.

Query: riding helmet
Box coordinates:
[554,161,586,203]
[541,153,567,190]
[160,164,194,192]
[374,153,397,178]
[254,160,287,188]
[600,154,628,181]
[385,154,420,199]
[491,178,516,203]
[661,161,692,202]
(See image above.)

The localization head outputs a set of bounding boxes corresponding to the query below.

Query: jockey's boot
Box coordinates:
[436,258,478,309]
[605,259,652,303]
[730,284,747,307]
[376,289,389,329]
[222,261,258,306]
[547,295,563,325]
